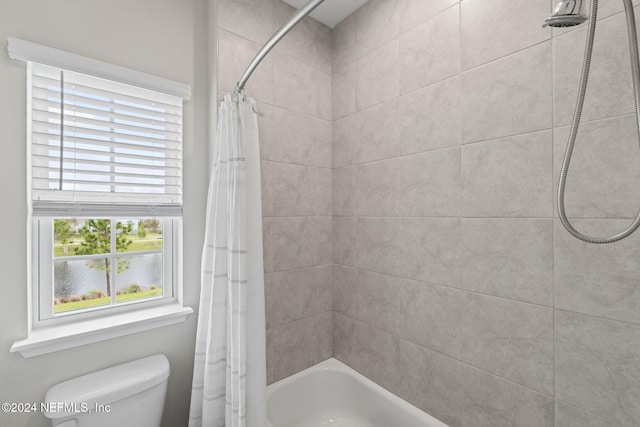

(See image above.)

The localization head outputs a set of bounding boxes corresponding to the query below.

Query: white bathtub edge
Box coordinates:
[266,358,450,427]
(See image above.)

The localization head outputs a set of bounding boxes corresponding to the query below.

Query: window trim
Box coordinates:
[8,38,191,100]
[10,304,193,358]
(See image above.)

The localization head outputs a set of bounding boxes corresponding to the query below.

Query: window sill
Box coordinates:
[10,304,193,358]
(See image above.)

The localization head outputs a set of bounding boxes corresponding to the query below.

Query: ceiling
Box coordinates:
[281,0,368,28]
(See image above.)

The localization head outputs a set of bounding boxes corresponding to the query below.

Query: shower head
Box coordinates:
[543,0,588,27]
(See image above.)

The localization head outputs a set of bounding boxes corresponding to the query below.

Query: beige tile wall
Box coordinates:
[218,0,333,384]
[219,0,640,425]
[332,0,640,426]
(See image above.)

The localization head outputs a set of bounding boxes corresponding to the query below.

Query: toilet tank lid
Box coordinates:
[43,354,170,419]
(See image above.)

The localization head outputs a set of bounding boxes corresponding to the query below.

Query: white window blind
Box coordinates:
[30,62,184,216]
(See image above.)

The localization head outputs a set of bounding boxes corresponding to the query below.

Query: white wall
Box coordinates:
[0,1,210,426]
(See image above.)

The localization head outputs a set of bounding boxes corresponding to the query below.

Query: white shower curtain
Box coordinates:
[189,93,267,427]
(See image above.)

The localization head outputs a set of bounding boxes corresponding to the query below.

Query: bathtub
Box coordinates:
[266,358,449,427]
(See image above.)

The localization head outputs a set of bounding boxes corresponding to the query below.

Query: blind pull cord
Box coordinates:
[58,70,64,191]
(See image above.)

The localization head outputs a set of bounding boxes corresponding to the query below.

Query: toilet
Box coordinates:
[43,354,170,427]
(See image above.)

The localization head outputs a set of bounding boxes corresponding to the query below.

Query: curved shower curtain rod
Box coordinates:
[234,0,327,94]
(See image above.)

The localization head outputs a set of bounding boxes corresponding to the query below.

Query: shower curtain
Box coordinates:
[189,93,267,427]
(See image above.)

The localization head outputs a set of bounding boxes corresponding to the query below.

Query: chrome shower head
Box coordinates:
[543,0,588,27]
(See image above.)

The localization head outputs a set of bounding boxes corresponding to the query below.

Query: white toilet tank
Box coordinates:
[43,354,170,427]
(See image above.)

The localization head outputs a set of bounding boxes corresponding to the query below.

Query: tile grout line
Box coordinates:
[457,2,468,412]
[336,311,556,400]
[554,398,628,427]
[334,261,554,309]
[550,0,558,412]
[334,259,640,329]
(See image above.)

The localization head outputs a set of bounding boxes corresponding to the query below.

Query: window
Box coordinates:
[37,217,175,319]
[29,62,184,325]
[7,38,192,356]
[28,62,184,325]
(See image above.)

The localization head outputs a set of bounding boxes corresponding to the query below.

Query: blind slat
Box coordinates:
[32,131,181,154]
[31,109,182,141]
[49,123,179,144]
[32,154,182,171]
[33,163,179,181]
[32,176,182,190]
[32,100,183,133]
[32,85,183,122]
[32,142,181,166]
[32,201,183,217]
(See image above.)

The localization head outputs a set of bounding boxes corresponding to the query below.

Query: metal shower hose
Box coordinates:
[558,0,640,243]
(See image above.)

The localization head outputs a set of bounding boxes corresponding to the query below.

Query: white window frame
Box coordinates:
[33,217,178,327]
[8,38,192,358]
